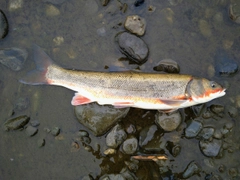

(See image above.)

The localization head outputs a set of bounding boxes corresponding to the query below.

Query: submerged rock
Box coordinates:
[4,115,30,131]
[25,125,38,137]
[0,48,28,71]
[106,124,127,148]
[199,139,222,157]
[166,141,181,157]
[124,15,146,36]
[122,137,138,154]
[214,49,238,76]
[51,127,60,136]
[155,111,182,132]
[14,97,29,111]
[185,120,203,138]
[182,161,201,179]
[153,59,180,74]
[0,10,8,39]
[116,32,149,64]
[75,103,129,136]
[229,3,240,24]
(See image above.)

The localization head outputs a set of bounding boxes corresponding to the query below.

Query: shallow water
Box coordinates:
[0,0,240,179]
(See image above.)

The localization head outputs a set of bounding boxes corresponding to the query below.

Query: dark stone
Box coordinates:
[14,97,29,111]
[0,48,28,71]
[182,161,201,179]
[4,115,30,131]
[153,59,180,73]
[116,32,149,64]
[214,49,238,76]
[134,0,144,7]
[0,10,8,39]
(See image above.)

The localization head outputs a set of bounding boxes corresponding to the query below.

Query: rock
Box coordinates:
[134,0,144,7]
[9,0,23,11]
[138,124,164,152]
[100,0,110,6]
[115,32,149,64]
[155,111,182,132]
[199,139,222,157]
[14,97,29,111]
[185,120,203,138]
[0,10,8,39]
[53,36,64,46]
[25,126,38,137]
[198,19,212,37]
[51,127,60,136]
[153,59,180,73]
[182,161,201,179]
[45,4,60,16]
[226,105,238,118]
[76,130,89,138]
[139,125,158,147]
[166,141,181,157]
[0,48,28,71]
[199,127,215,140]
[96,27,106,37]
[213,129,223,139]
[75,103,129,136]
[106,124,127,148]
[30,120,40,127]
[37,138,45,147]
[214,49,238,76]
[229,3,240,24]
[122,137,138,155]
[210,104,224,114]
[4,115,30,131]
[104,148,116,155]
[124,15,146,36]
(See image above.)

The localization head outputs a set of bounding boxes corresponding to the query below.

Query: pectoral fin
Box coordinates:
[71,93,93,106]
[160,99,187,106]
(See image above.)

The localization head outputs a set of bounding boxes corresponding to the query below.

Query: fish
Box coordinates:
[19,45,226,111]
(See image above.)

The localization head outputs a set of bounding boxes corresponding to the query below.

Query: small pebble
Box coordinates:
[25,126,38,137]
[104,148,116,155]
[37,138,45,147]
[153,59,180,73]
[124,15,146,36]
[30,120,40,127]
[51,127,60,136]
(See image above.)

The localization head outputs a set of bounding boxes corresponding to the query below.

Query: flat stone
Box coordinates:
[124,15,146,36]
[155,111,182,132]
[185,120,203,138]
[199,139,222,157]
[75,103,129,136]
[116,32,149,64]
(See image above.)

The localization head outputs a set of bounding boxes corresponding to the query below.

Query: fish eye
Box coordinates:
[210,81,217,89]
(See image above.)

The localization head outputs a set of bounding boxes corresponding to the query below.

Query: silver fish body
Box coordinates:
[20,45,226,111]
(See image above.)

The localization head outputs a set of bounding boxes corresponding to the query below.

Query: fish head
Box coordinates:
[187,78,226,103]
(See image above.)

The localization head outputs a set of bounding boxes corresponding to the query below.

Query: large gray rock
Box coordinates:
[75,103,129,136]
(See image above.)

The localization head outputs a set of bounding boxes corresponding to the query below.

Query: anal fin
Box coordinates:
[71,93,93,106]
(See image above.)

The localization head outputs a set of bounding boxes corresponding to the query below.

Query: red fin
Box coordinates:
[71,93,93,106]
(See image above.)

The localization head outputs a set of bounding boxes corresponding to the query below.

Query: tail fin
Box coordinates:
[19,44,53,85]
